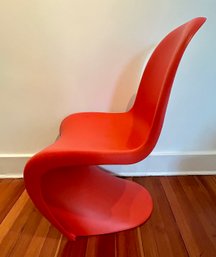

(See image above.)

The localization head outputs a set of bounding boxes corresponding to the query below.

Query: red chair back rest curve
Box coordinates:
[132,17,206,152]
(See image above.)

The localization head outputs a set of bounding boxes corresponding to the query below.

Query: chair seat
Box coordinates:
[56,111,149,154]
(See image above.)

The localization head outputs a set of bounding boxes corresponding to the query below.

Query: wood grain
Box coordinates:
[134,177,188,257]
[161,176,216,257]
[0,179,25,223]
[0,176,216,257]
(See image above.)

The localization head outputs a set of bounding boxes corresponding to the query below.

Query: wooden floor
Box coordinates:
[0,176,216,257]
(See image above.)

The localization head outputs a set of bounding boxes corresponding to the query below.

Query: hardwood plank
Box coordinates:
[58,237,87,257]
[85,236,98,257]
[96,233,116,257]
[85,234,116,257]
[34,221,62,257]
[116,228,142,257]
[0,195,34,256]
[0,179,12,188]
[0,179,25,223]
[0,190,29,244]
[58,234,115,257]
[23,217,51,257]
[178,176,216,247]
[0,178,12,187]
[6,203,44,257]
[135,177,188,257]
[161,176,216,257]
[198,176,216,206]
[138,219,159,257]
[55,236,69,257]
[0,192,56,257]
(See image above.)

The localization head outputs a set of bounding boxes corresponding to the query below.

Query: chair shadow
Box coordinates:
[109,45,155,112]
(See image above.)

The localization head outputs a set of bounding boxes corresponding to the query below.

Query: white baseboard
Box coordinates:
[0,152,216,178]
[102,151,216,176]
[0,154,31,178]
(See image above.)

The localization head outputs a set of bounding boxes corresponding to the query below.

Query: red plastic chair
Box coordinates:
[24,17,206,240]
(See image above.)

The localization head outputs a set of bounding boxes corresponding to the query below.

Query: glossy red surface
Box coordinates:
[24,17,206,240]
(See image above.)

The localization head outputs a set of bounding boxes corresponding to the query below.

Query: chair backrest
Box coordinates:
[131,17,206,152]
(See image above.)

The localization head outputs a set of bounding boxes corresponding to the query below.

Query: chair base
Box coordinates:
[41,165,153,240]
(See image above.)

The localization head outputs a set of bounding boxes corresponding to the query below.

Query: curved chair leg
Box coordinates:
[25,163,153,240]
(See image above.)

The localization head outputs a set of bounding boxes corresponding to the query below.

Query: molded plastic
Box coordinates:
[24,17,206,240]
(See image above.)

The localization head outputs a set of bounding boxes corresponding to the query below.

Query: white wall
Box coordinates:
[0,0,216,176]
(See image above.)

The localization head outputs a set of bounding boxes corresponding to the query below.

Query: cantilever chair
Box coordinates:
[24,17,206,240]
